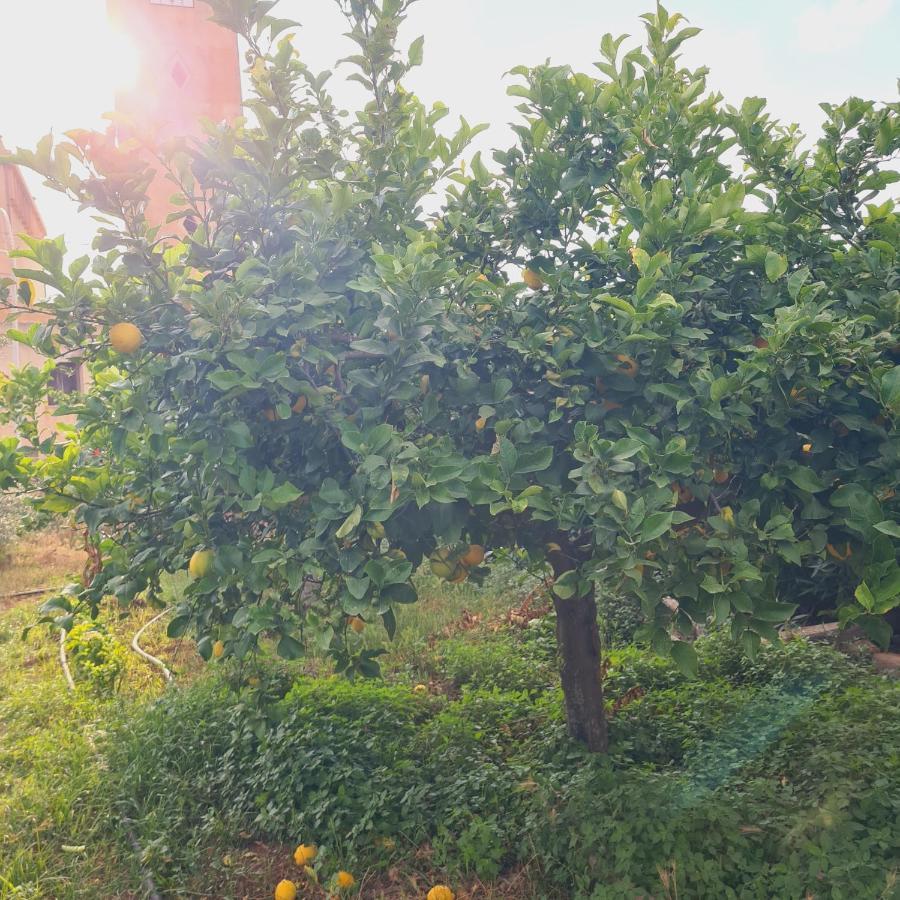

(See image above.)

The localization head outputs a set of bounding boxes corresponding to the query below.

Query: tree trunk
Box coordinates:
[552,589,608,752]
[549,549,608,753]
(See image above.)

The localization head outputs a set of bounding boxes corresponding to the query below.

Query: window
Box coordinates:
[49,361,82,396]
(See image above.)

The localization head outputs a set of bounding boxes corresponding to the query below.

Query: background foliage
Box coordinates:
[0,1,897,733]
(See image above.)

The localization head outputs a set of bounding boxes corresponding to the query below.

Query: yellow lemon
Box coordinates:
[713,469,730,484]
[348,616,366,633]
[429,549,455,579]
[212,640,225,659]
[19,279,36,305]
[475,416,487,432]
[523,268,545,290]
[614,353,639,378]
[448,568,468,584]
[263,407,278,422]
[109,322,143,354]
[293,843,317,866]
[188,549,214,579]
[274,879,297,900]
[475,273,488,282]
[802,442,813,454]
[336,871,355,889]
[413,683,428,694]
[721,506,735,526]
[419,373,430,395]
[292,395,308,414]
[460,544,485,567]
[428,887,455,900]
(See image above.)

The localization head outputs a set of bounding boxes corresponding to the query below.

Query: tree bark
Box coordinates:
[552,589,608,752]
[549,549,608,753]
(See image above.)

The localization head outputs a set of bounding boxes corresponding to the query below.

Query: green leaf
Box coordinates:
[408,34,424,66]
[786,467,826,493]
[753,601,798,622]
[516,446,553,474]
[882,366,900,411]
[382,582,417,604]
[276,633,304,660]
[671,641,698,679]
[553,570,578,600]
[640,511,673,543]
[765,251,788,282]
[345,575,370,600]
[167,615,191,638]
[335,504,363,539]
[873,520,900,538]
[854,582,876,612]
[855,615,892,650]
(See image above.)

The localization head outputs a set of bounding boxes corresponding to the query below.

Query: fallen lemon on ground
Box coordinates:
[413,683,428,694]
[274,879,297,900]
[336,871,355,889]
[109,322,143,354]
[428,886,455,900]
[293,843,317,866]
[188,549,214,578]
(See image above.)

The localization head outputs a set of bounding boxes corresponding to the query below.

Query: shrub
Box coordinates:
[437,633,555,695]
[102,632,899,895]
[63,622,128,695]
[0,491,27,556]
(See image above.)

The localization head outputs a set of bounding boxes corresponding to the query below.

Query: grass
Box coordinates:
[1,529,898,898]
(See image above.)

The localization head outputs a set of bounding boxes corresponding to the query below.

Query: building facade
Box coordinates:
[108,0,242,225]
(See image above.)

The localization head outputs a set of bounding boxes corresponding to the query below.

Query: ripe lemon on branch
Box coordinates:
[109,322,143,354]
[188,549,214,579]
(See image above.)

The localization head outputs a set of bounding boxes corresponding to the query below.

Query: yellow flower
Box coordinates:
[336,870,355,889]
[428,886,455,900]
[293,843,317,866]
[274,880,297,900]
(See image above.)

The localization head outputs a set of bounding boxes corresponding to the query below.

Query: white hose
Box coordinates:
[58,627,76,691]
[56,622,163,900]
[131,608,174,683]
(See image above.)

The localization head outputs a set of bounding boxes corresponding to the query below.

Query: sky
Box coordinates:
[2,0,898,258]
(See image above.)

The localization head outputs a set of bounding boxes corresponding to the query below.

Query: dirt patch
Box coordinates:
[0,525,87,608]
[186,841,542,899]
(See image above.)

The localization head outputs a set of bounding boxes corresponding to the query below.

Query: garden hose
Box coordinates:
[57,624,164,900]
[131,607,174,683]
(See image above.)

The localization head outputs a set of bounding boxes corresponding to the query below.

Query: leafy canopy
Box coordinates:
[1,1,898,676]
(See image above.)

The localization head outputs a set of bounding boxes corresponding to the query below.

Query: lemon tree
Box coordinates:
[1,1,897,751]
